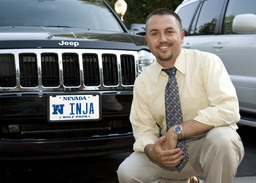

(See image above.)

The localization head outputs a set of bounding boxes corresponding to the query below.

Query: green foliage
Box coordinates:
[105,0,183,29]
[194,18,217,35]
[223,15,236,34]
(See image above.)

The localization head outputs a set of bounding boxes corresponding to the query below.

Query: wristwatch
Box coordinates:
[174,125,183,139]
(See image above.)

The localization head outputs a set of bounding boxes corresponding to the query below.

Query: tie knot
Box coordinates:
[163,67,176,77]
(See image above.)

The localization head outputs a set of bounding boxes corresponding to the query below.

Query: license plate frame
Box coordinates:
[47,93,101,122]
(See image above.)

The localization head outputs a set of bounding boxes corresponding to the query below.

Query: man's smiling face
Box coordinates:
[145,14,184,68]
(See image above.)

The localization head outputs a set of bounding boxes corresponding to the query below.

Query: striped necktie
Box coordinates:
[163,67,189,171]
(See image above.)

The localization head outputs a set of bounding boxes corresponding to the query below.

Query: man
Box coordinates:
[117,9,244,183]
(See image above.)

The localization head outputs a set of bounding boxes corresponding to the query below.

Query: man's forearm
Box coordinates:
[181,120,214,139]
[144,144,154,159]
[163,120,214,151]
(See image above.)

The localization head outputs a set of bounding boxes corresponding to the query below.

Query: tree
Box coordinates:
[106,0,183,29]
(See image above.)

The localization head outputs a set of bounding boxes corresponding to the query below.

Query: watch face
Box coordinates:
[175,125,182,133]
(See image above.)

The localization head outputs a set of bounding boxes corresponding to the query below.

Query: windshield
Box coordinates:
[0,0,123,32]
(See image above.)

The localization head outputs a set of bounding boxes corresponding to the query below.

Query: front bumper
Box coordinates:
[0,132,134,160]
[0,91,134,160]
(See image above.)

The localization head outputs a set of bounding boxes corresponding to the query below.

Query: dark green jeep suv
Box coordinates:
[0,0,155,160]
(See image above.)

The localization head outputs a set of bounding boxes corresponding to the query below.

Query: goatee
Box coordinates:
[158,53,174,62]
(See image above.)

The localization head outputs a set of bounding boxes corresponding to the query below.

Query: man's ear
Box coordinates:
[145,35,149,47]
[180,31,185,44]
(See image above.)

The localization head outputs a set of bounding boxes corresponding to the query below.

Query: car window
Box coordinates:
[223,0,256,34]
[177,1,200,36]
[192,0,222,35]
[0,0,123,33]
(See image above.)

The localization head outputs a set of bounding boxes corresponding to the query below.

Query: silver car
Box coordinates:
[175,0,256,127]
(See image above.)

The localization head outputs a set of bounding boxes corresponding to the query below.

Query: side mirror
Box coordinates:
[232,14,256,34]
[129,23,146,36]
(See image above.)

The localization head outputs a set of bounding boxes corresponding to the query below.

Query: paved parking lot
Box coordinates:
[0,125,255,183]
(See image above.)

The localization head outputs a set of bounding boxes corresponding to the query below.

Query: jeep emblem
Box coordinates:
[58,40,79,47]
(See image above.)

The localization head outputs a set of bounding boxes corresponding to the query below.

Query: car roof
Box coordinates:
[181,0,200,3]
[175,0,200,13]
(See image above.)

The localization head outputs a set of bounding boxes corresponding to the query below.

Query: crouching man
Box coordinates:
[117,9,244,183]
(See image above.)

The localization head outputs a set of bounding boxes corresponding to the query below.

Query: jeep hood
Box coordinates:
[0,27,147,50]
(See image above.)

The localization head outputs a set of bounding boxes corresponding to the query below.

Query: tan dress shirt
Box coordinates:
[130,49,240,152]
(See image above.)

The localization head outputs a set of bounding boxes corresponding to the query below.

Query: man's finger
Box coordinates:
[155,136,166,147]
[162,150,184,167]
[166,148,182,156]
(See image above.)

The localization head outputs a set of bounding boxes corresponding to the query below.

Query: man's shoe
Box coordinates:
[189,176,201,183]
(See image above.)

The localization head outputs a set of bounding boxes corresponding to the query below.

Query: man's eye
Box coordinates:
[151,33,157,36]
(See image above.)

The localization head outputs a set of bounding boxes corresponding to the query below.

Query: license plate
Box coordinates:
[48,94,101,122]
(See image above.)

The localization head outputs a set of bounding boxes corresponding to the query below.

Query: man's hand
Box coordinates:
[162,126,178,150]
[144,120,214,167]
[144,136,183,167]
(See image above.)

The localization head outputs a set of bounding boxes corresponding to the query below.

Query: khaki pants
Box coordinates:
[117,127,244,183]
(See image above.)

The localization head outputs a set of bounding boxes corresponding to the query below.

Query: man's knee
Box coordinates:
[117,159,151,183]
[117,152,145,183]
[117,152,159,183]
[117,160,133,183]
[202,127,244,160]
[206,127,242,148]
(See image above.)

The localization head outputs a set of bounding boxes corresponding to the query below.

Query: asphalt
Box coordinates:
[198,175,256,183]
[234,176,256,183]
[200,176,256,183]
[199,176,256,183]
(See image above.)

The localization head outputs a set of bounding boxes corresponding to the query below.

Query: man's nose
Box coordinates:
[159,33,167,42]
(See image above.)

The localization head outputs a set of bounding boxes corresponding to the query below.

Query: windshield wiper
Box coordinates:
[44,25,72,28]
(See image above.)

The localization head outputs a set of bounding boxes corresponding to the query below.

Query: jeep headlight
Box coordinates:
[138,50,156,74]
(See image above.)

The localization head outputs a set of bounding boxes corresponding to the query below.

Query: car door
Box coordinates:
[177,0,224,52]
[212,0,256,114]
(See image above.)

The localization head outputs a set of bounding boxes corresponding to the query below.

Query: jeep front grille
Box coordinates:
[121,55,136,85]
[0,54,16,87]
[0,49,138,91]
[41,53,60,87]
[19,53,38,87]
[102,54,118,86]
[63,53,80,87]
[83,53,100,86]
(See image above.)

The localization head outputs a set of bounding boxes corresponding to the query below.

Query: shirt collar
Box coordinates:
[174,49,186,75]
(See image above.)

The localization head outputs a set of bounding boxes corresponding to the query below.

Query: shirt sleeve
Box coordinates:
[130,75,160,152]
[193,53,240,127]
